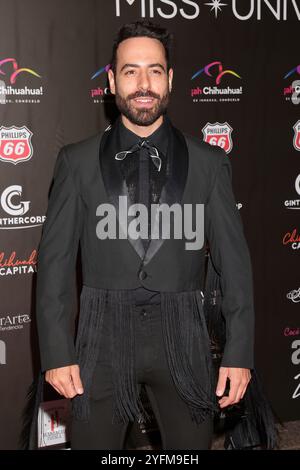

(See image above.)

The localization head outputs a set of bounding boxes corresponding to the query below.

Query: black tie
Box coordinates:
[114,139,162,172]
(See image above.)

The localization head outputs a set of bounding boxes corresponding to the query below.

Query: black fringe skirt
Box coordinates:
[72,285,218,426]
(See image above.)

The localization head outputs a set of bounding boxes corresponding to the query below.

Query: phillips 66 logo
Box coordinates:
[293,120,300,151]
[202,122,233,154]
[0,126,33,164]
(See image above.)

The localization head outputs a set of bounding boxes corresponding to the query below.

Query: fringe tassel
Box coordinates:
[72,285,106,421]
[222,370,280,450]
[204,251,278,449]
[160,290,219,425]
[108,289,151,425]
[239,369,279,449]
[19,371,44,449]
[203,251,226,354]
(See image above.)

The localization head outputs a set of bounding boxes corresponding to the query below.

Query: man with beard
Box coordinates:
[36,21,254,450]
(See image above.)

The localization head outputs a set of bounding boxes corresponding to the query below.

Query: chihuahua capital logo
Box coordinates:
[202,122,233,154]
[0,126,33,164]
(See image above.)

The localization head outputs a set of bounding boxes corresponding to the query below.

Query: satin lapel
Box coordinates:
[143,123,189,266]
[99,118,189,265]
[99,120,146,260]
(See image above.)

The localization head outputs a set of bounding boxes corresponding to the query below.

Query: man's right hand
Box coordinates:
[45,364,84,399]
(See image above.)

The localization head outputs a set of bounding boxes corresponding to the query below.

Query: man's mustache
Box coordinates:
[127,91,161,100]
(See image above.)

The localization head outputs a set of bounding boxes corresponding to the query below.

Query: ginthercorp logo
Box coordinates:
[191,61,242,103]
[0,57,42,105]
[202,122,233,153]
[114,0,300,21]
[283,65,300,104]
[0,126,33,164]
[0,340,6,365]
[284,175,300,209]
[282,228,300,250]
[90,64,113,104]
[293,120,300,151]
[0,185,46,229]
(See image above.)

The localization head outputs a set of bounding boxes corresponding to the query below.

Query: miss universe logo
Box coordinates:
[115,1,300,21]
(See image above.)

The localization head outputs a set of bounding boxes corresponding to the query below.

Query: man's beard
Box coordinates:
[115,88,170,126]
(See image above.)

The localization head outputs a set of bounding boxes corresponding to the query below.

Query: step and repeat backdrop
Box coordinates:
[0,0,299,449]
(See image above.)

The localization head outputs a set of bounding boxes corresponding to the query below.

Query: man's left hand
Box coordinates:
[216,367,251,408]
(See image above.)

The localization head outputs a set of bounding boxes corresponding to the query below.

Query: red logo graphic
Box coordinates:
[293,120,300,151]
[202,122,233,154]
[0,126,33,164]
[282,228,300,249]
[0,250,37,268]
[0,58,41,85]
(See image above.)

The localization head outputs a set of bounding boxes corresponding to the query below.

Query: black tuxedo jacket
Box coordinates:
[36,117,255,372]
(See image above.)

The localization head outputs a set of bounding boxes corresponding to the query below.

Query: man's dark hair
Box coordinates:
[110,20,173,74]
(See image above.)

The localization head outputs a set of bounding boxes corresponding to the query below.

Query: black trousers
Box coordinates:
[70,302,214,450]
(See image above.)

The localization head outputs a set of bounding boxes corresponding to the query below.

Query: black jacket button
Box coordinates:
[138,270,147,280]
